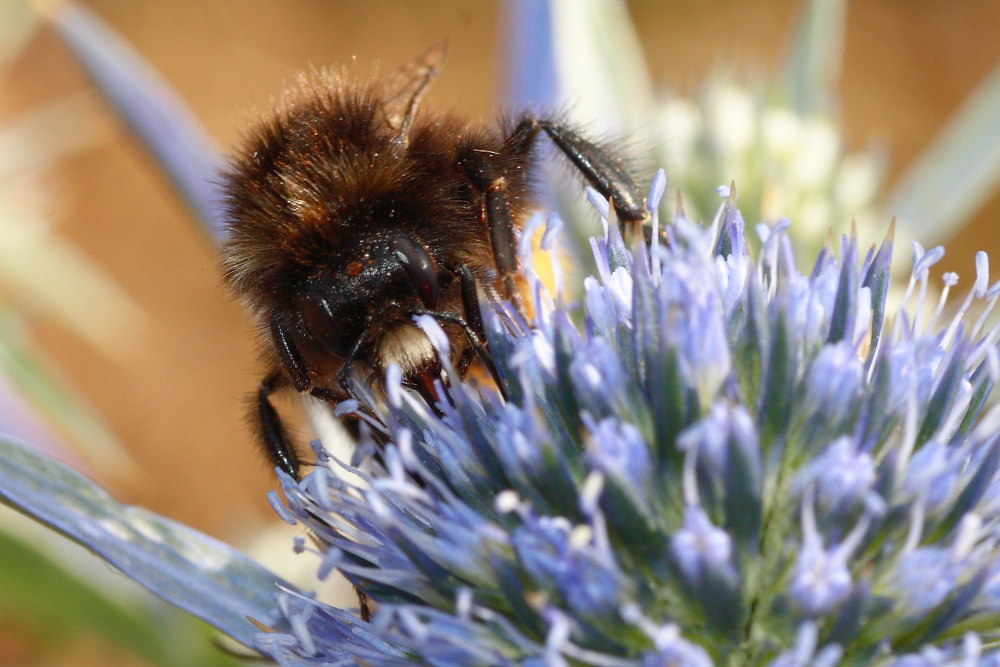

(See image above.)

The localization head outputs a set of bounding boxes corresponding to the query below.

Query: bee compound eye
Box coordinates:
[300,293,357,359]
[389,236,440,310]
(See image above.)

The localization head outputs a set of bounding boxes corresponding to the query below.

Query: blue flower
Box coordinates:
[247,171,1000,663]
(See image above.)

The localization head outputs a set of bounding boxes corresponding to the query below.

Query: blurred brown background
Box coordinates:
[3,0,1000,543]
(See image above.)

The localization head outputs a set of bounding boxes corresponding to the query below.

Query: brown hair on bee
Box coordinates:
[221,43,649,478]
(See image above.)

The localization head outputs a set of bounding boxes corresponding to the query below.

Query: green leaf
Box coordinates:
[0,528,239,666]
[783,0,847,115]
[0,0,36,70]
[885,62,1000,244]
[0,313,129,469]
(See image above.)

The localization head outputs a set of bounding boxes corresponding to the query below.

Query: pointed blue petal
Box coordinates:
[0,435,291,648]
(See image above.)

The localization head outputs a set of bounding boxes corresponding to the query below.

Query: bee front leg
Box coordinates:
[255,369,301,478]
[333,328,381,427]
[413,265,506,398]
[250,317,323,478]
[270,317,312,392]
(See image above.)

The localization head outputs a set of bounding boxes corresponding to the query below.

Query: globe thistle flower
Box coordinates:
[221,170,1000,664]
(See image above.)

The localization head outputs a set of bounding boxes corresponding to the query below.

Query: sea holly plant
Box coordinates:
[5,171,1000,664]
[5,1,1000,665]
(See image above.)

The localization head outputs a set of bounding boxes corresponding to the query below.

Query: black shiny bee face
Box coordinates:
[295,234,442,359]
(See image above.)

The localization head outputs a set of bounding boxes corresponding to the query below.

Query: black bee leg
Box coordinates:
[412,307,506,401]
[335,334,363,399]
[404,371,446,415]
[256,370,301,478]
[260,318,363,478]
[270,318,312,392]
[335,329,379,425]
[458,152,523,306]
[308,386,344,404]
[458,265,486,342]
[458,264,507,398]
[253,318,320,479]
[479,188,521,306]
[357,588,372,622]
[508,115,650,240]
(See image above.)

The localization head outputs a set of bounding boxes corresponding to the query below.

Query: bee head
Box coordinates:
[299,234,442,360]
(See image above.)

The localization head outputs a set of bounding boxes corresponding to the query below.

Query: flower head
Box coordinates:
[249,171,1000,664]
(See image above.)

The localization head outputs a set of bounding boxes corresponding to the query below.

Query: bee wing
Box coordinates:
[383,41,447,144]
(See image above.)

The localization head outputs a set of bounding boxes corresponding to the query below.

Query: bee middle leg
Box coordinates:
[457,146,525,308]
[460,116,649,310]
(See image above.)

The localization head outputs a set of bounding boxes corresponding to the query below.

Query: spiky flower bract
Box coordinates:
[256,172,1000,665]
